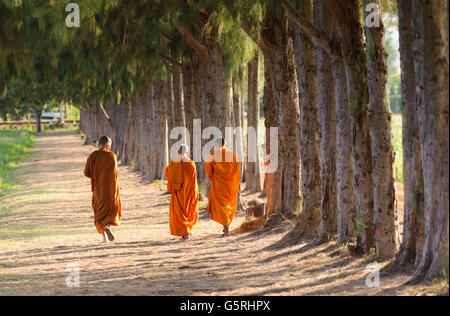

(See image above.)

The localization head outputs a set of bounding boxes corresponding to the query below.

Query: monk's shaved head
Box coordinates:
[216,139,226,147]
[98,136,111,148]
[178,144,189,155]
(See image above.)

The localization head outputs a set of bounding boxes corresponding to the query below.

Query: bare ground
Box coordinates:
[0,131,445,296]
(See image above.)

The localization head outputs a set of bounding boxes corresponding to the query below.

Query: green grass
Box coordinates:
[391,114,403,183]
[0,129,35,191]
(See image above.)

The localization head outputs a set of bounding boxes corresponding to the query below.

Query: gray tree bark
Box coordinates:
[410,0,449,283]
[246,51,262,193]
[314,0,338,238]
[291,0,321,218]
[393,0,425,268]
[323,0,375,254]
[363,0,399,258]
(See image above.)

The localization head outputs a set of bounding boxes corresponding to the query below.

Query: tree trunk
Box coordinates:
[393,0,425,268]
[35,108,42,133]
[246,51,262,193]
[291,0,321,219]
[363,0,399,258]
[332,43,355,244]
[262,60,281,217]
[262,9,301,218]
[410,0,449,283]
[183,61,195,155]
[172,59,186,144]
[313,0,337,238]
[167,71,176,150]
[324,0,375,253]
[155,83,169,180]
[192,54,206,185]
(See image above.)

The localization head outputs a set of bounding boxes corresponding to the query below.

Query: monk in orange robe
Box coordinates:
[84,136,122,243]
[165,145,199,241]
[205,139,241,236]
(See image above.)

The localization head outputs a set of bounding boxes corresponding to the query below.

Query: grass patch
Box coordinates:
[0,129,35,192]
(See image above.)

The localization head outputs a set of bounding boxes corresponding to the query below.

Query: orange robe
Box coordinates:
[205,147,241,227]
[84,148,122,234]
[165,158,199,237]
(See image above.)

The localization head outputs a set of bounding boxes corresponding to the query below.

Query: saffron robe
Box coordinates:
[84,148,122,234]
[205,147,241,227]
[165,158,199,236]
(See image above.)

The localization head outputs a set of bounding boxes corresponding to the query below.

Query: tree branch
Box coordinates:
[282,0,341,59]
[220,0,260,46]
[174,20,208,59]
[98,101,113,127]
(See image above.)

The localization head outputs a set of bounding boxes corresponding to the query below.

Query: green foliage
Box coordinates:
[0,0,260,117]
[0,129,34,191]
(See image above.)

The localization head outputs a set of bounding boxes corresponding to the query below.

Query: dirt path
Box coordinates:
[0,132,440,296]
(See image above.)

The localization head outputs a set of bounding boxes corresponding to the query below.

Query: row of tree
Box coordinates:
[0,0,448,284]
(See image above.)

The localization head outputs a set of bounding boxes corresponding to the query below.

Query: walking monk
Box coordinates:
[205,139,241,236]
[84,136,122,243]
[165,145,199,241]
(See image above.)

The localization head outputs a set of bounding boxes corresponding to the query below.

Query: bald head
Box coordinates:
[178,144,189,156]
[98,136,112,149]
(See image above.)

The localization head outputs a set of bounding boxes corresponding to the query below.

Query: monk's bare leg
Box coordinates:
[104,224,115,241]
[223,226,230,237]
[101,232,109,243]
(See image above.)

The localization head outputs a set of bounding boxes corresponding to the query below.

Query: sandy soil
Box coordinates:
[0,131,445,296]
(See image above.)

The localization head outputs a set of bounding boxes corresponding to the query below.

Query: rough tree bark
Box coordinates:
[246,51,262,193]
[291,0,321,222]
[259,5,301,219]
[313,0,337,238]
[392,0,424,268]
[323,0,375,254]
[363,0,399,258]
[332,40,355,244]
[410,0,449,283]
[172,55,186,146]
[262,60,281,218]
[183,60,195,155]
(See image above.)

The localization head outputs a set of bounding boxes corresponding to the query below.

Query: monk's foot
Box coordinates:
[180,236,190,242]
[104,225,115,242]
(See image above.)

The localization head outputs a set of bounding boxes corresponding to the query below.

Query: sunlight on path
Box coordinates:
[0,132,433,296]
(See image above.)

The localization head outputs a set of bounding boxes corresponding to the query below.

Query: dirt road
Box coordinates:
[0,132,440,296]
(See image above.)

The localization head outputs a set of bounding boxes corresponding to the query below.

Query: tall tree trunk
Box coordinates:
[122,99,132,165]
[291,0,321,219]
[324,0,375,254]
[261,8,301,218]
[262,60,281,218]
[172,59,186,146]
[183,61,195,156]
[167,71,176,150]
[192,54,206,185]
[410,0,449,283]
[393,0,425,268]
[314,0,337,238]
[363,0,399,258]
[246,51,262,193]
[35,108,42,133]
[332,42,355,244]
[155,83,169,180]
[233,70,245,211]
